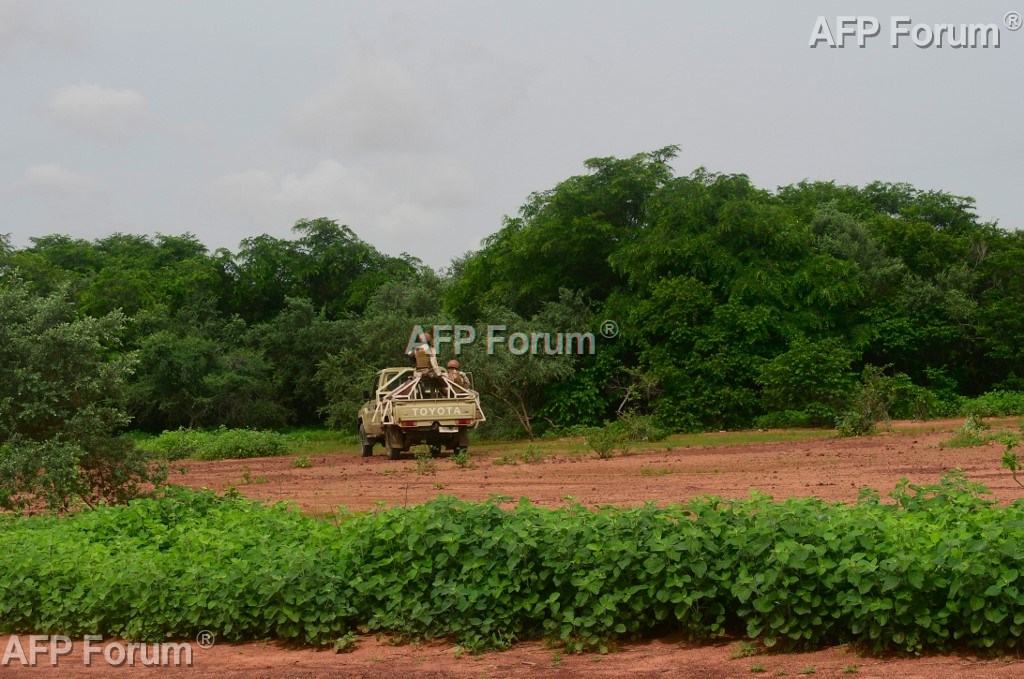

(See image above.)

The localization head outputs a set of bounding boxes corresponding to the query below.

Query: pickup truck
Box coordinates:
[357,367,485,460]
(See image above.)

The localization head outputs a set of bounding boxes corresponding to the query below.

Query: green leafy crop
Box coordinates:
[2,474,1024,654]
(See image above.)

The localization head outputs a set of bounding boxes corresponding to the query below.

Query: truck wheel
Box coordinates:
[385,426,403,460]
[359,424,373,457]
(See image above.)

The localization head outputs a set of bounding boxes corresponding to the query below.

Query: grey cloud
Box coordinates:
[21,163,101,194]
[48,83,155,143]
[286,59,433,155]
[210,155,478,258]
[0,0,82,59]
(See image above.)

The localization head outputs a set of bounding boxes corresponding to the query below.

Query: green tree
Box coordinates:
[247,297,348,425]
[457,297,585,439]
[316,270,446,430]
[446,147,678,318]
[128,306,288,430]
[757,337,858,422]
[0,279,163,511]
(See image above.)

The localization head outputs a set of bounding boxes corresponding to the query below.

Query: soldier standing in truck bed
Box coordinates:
[407,332,443,397]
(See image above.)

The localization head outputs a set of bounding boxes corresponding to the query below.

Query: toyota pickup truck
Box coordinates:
[357,367,485,460]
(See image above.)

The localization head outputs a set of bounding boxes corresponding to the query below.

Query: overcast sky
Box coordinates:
[1,1,1021,267]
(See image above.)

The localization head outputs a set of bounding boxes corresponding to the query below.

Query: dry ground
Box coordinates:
[172,417,1024,513]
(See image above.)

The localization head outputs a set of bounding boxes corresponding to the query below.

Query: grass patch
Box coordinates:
[731,641,758,659]
[639,466,676,476]
[493,444,547,466]
[939,415,995,449]
[472,428,834,464]
[663,429,833,449]
[282,427,359,456]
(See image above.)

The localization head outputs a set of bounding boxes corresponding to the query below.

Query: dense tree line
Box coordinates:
[2,147,1023,441]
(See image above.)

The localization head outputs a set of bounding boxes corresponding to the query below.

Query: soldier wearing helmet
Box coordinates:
[446,359,470,390]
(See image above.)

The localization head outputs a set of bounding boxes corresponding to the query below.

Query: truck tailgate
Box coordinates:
[392,399,477,423]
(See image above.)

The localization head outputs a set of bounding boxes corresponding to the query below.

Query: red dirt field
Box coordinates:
[3,634,1022,678]
[172,417,1024,514]
[10,418,1023,678]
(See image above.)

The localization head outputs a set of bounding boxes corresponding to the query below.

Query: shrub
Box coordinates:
[754,411,815,429]
[583,414,670,458]
[614,413,669,443]
[836,365,930,436]
[756,338,857,419]
[939,415,991,448]
[961,391,1024,418]
[1001,436,1024,488]
[413,449,436,475]
[138,427,294,461]
[0,280,165,511]
[835,410,875,437]
[585,424,621,458]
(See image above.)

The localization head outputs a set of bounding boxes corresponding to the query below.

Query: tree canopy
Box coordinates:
[2,150,1022,440]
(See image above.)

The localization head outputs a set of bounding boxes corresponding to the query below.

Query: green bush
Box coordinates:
[582,414,670,457]
[613,413,670,443]
[836,365,931,437]
[584,424,620,458]
[754,410,816,429]
[961,391,1024,418]
[0,280,165,511]
[939,415,992,449]
[835,410,875,437]
[138,427,294,461]
[3,474,1024,654]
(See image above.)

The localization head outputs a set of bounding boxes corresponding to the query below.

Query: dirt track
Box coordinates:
[173,417,1024,513]
[10,419,1023,678]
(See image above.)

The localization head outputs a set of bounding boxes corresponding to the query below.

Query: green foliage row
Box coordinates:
[961,391,1024,418]
[449,148,1024,434]
[135,427,296,461]
[5,150,1024,441]
[3,475,1024,654]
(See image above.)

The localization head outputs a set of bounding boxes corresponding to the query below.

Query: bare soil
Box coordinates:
[3,634,1022,678]
[10,418,1023,677]
[173,417,1024,513]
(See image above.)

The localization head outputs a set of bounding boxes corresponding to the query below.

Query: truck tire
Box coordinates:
[359,424,373,457]
[385,426,403,460]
